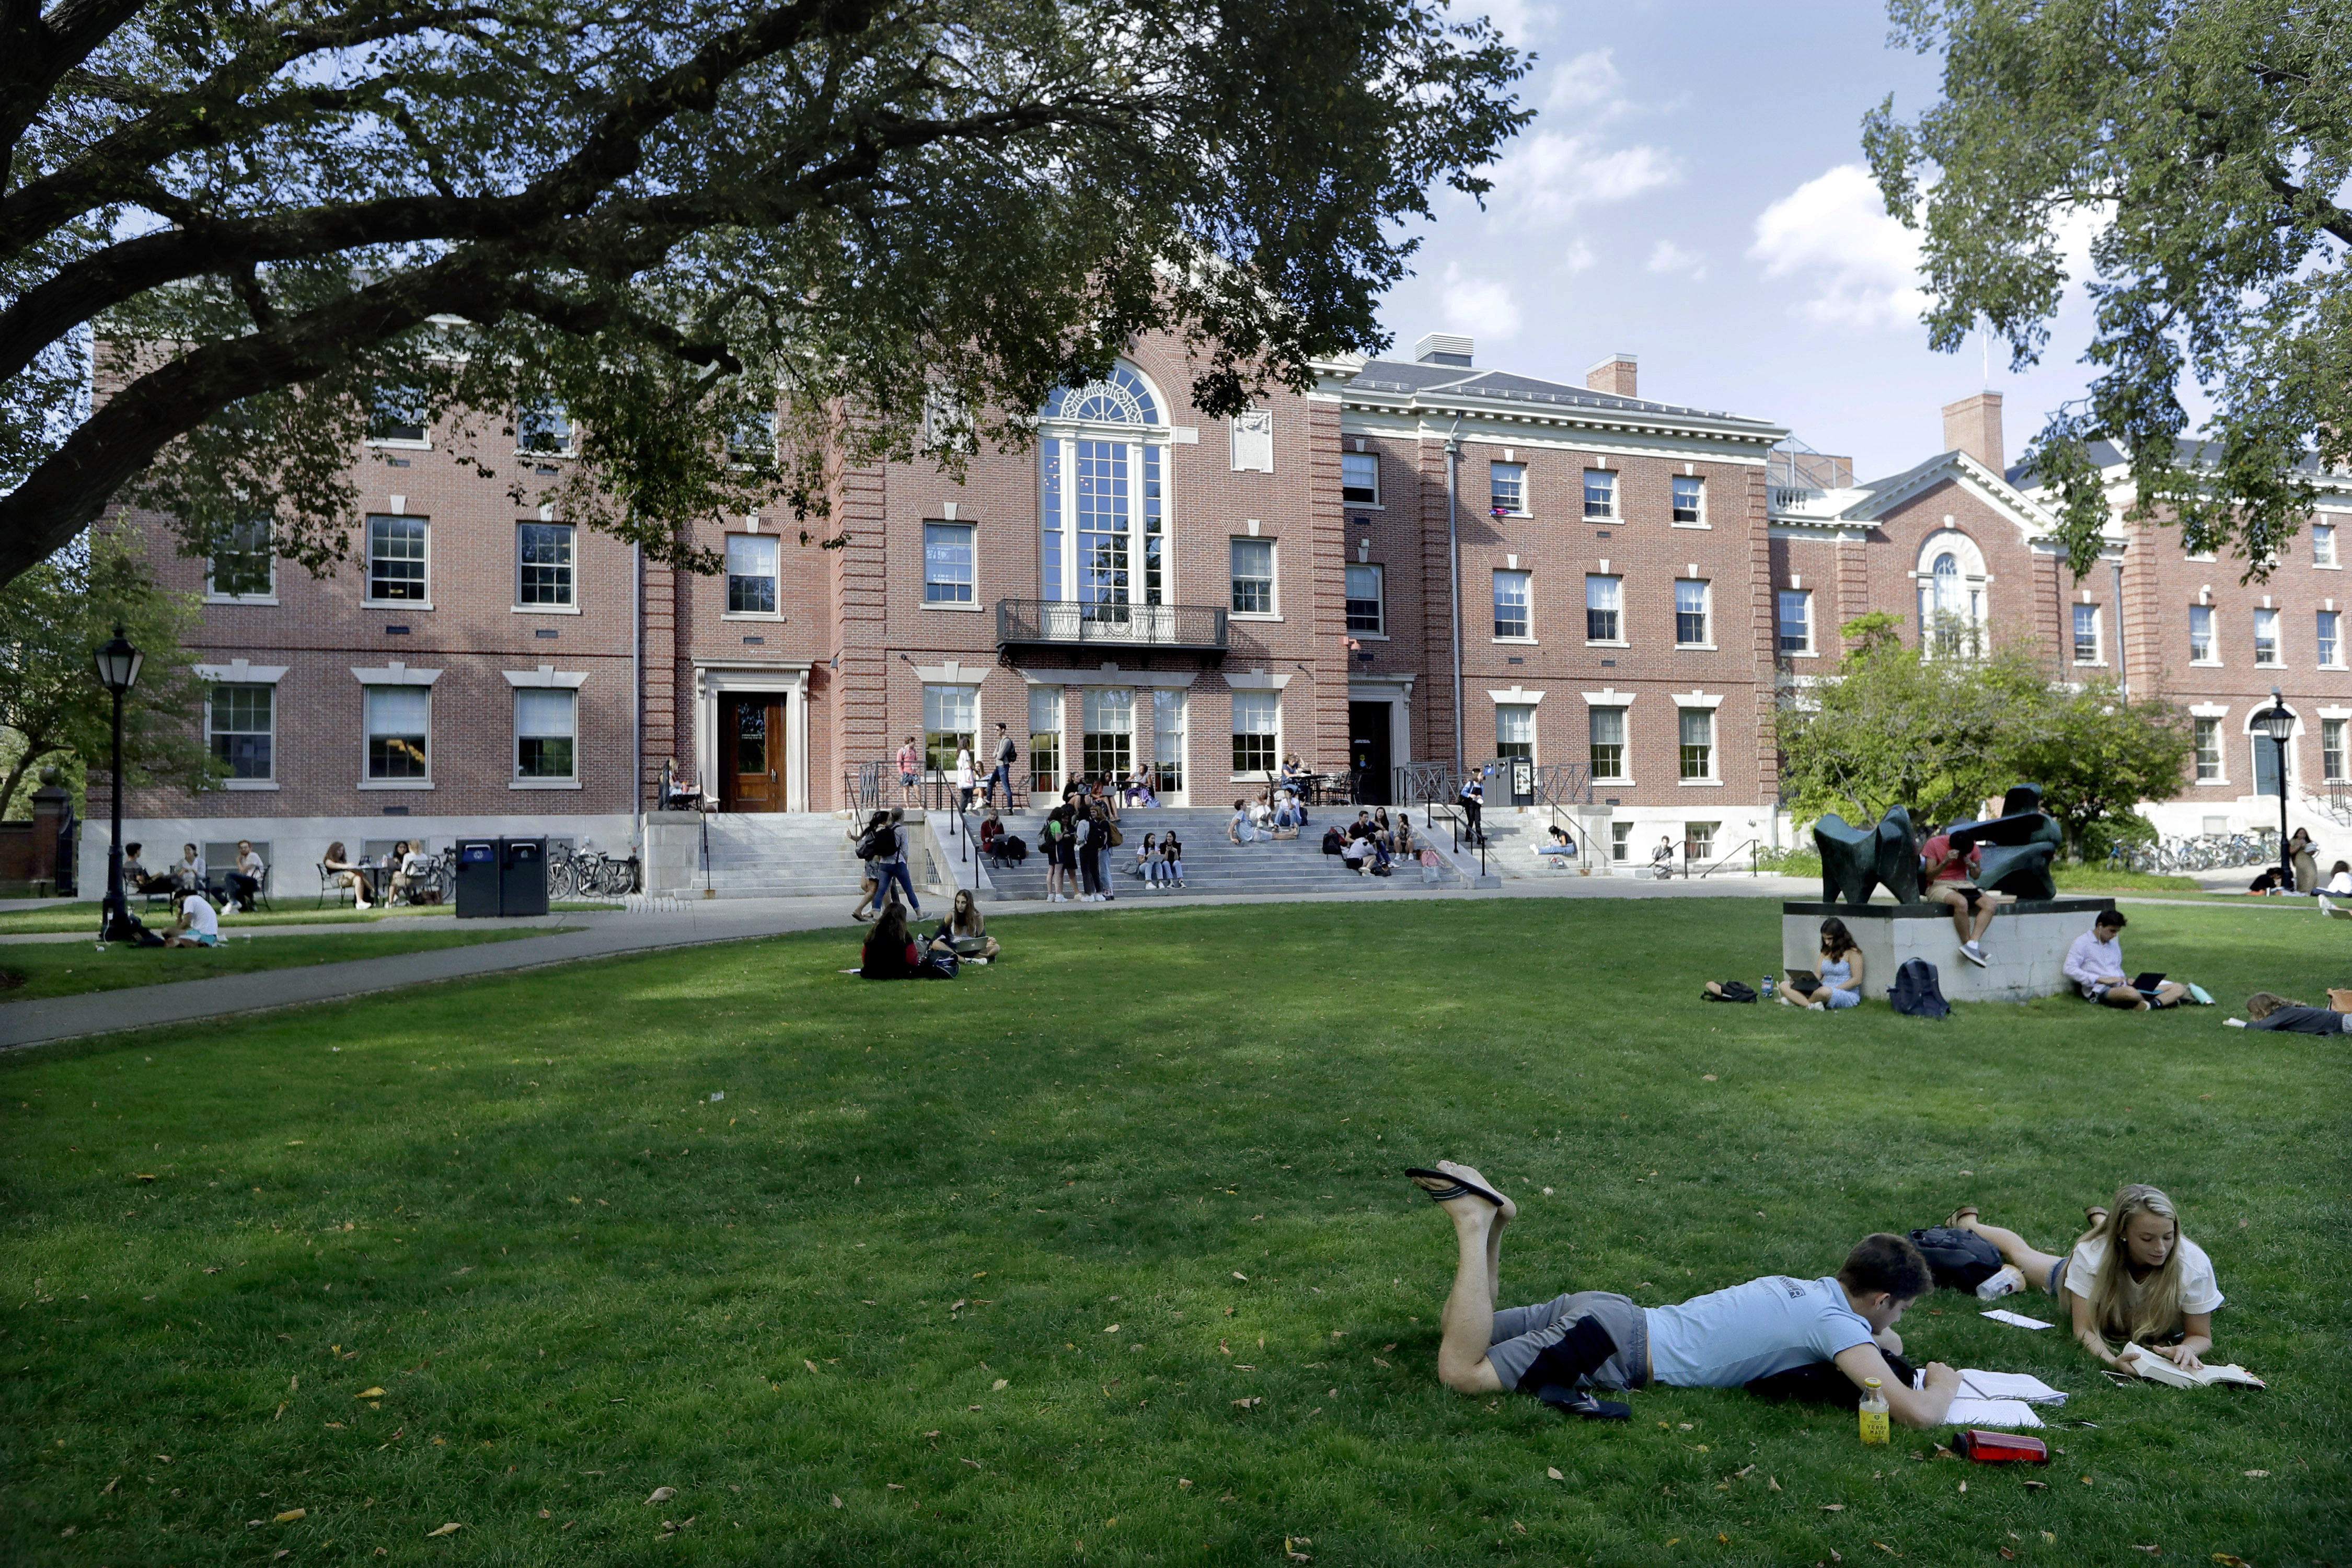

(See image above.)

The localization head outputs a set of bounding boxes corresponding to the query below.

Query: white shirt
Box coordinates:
[954,751,973,788]
[2063,929,2127,994]
[238,850,265,878]
[2330,870,2352,895]
[180,896,218,939]
[2066,1233,2224,1318]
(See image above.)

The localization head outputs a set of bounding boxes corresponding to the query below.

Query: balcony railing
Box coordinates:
[996,598,1229,656]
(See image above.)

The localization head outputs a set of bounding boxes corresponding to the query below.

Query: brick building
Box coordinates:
[90,329,2352,890]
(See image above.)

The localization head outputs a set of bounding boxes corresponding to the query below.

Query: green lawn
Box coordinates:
[0,926,572,1002]
[2,900,2344,1566]
[0,902,616,936]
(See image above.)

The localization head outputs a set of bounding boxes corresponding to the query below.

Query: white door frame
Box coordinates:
[694,661,813,812]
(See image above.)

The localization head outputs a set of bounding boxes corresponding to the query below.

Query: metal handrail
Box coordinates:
[996,598,1230,652]
[1695,837,1764,879]
[1426,800,1487,878]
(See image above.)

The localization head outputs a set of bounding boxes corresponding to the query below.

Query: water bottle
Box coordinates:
[1761,975,1774,1001]
[1858,1377,1890,1445]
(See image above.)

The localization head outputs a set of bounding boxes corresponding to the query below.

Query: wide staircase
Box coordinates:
[683,812,945,902]
[974,808,1465,901]
[1475,810,1603,881]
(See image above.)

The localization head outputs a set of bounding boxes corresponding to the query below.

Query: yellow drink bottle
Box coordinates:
[1858,1377,1891,1445]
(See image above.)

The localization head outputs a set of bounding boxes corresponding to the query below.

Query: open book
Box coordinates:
[2119,1345,2266,1389]
[1917,1369,2068,1428]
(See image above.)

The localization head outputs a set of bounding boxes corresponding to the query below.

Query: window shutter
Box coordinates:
[1229,410,1273,472]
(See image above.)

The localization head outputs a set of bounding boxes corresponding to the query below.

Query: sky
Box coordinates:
[1373,0,2122,482]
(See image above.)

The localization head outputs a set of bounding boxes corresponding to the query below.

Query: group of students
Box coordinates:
[1039,783,1127,903]
[1414,1160,2233,1424]
[122,839,268,913]
[1319,808,1412,874]
[856,887,999,979]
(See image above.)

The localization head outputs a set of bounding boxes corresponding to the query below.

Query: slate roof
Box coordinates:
[1343,359,1779,432]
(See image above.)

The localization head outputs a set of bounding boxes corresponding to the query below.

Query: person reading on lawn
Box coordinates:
[1919,827,2004,968]
[1941,1185,2222,1373]
[1406,1161,1960,1426]
[2061,909,2199,1010]
[2237,991,2351,1033]
[1783,916,1865,1011]
[163,889,220,948]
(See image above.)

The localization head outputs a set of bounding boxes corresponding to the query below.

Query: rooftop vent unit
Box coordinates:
[1413,332,1474,367]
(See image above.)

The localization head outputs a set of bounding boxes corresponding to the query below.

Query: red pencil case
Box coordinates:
[1953,1430,2049,1463]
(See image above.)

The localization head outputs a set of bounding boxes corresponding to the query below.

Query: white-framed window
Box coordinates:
[515,688,577,780]
[2320,610,2343,668]
[2194,717,2223,781]
[1039,364,1166,608]
[1495,703,1536,762]
[2189,604,2216,662]
[1230,409,1274,472]
[365,514,429,603]
[1777,589,1811,653]
[1583,469,1616,518]
[726,533,779,615]
[1674,579,1711,646]
[1671,474,1704,524]
[1230,538,1276,615]
[1083,687,1133,778]
[366,387,429,445]
[1586,574,1622,642]
[208,684,273,780]
[364,685,430,781]
[1231,690,1278,774]
[923,684,977,773]
[2255,606,2281,665]
[206,517,274,600]
[1153,689,1189,795]
[2316,523,2338,568]
[1677,707,1714,780]
[1342,451,1380,505]
[924,522,975,605]
[517,522,574,607]
[517,401,575,456]
[1345,563,1385,633]
[1493,569,1531,639]
[1029,685,1063,794]
[1490,462,1526,515]
[2326,718,2347,783]
[2073,603,2101,664]
[729,408,779,467]
[1588,706,1626,780]
[1610,821,1632,862]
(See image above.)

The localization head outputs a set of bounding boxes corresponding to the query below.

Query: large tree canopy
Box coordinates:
[1864,0,2350,580]
[0,0,1528,586]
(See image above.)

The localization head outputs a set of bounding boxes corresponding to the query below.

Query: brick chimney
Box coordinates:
[1942,392,2003,472]
[1586,353,1638,398]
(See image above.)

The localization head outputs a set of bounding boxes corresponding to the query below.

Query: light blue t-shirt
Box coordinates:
[1645,1275,1876,1389]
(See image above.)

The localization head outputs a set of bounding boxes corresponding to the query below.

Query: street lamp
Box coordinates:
[93,625,143,941]
[2252,686,2295,883]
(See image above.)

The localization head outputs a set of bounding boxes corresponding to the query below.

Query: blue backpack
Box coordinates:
[1889,958,1951,1019]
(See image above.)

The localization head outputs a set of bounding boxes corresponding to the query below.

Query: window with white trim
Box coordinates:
[2316,523,2337,568]
[1583,469,1616,518]
[2326,718,2347,783]
[1342,451,1380,504]
[518,523,574,606]
[1610,821,1632,862]
[1685,821,1719,861]
[1083,687,1133,777]
[208,517,274,599]
[2320,609,2342,668]
[1586,574,1621,642]
[1588,707,1625,780]
[209,684,273,780]
[367,387,428,444]
[1039,365,1165,608]
[2255,606,2281,665]
[515,688,577,780]
[1493,570,1531,639]
[1490,462,1526,515]
[1674,579,1711,646]
[1678,707,1714,780]
[1153,689,1188,794]
[2194,717,2223,781]
[1345,563,1384,633]
[1495,703,1535,762]
[1671,474,1704,524]
[923,684,977,774]
[924,522,975,605]
[726,534,778,615]
[1029,685,1062,794]
[2073,603,2101,664]
[364,686,430,780]
[1777,589,1811,653]
[365,514,428,602]
[1230,538,1275,615]
[517,401,575,456]
[1231,690,1278,774]
[2189,604,2215,662]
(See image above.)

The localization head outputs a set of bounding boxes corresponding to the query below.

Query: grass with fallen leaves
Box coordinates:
[0,926,569,1001]
[2,897,2344,1565]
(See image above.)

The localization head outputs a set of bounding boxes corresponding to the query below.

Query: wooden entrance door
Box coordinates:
[720,694,786,811]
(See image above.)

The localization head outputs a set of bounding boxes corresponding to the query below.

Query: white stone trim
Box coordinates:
[691,661,814,813]
[501,666,589,689]
[912,659,987,684]
[1673,690,1726,710]
[194,660,290,684]
[350,662,441,686]
[1580,687,1636,707]
[1485,685,1544,705]
[2188,702,2231,718]
[1015,665,1199,689]
[1224,670,1295,690]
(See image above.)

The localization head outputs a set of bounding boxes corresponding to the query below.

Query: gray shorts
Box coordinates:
[1485,1289,1651,1392]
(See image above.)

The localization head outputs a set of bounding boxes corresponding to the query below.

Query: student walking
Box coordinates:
[868,806,921,919]
[953,745,975,813]
[896,735,921,799]
[1458,772,1485,846]
[988,722,1019,809]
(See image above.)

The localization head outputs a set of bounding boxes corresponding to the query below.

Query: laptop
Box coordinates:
[2131,972,2165,993]
[1785,969,1820,994]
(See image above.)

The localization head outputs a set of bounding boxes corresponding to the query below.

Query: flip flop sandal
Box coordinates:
[1404,1167,1506,1207]
[1944,1206,1980,1230]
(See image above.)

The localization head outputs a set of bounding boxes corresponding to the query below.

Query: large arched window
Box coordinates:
[1915,530,1987,656]
[1039,364,1167,609]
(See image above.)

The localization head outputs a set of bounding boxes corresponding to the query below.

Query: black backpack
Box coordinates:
[1907,1226,2004,1292]
[1703,981,1758,1002]
[855,823,896,860]
[1888,958,1950,1019]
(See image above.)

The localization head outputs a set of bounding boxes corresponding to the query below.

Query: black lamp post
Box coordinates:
[93,625,143,941]
[2252,686,2295,884]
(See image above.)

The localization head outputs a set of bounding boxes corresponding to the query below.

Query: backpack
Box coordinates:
[855,823,896,860]
[1703,981,1757,1002]
[1907,1226,2004,1292]
[1889,958,1951,1019]
[997,736,1019,766]
[1321,826,1346,855]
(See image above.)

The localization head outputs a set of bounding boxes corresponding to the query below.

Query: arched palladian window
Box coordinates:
[1039,364,1168,612]
[1914,529,1987,656]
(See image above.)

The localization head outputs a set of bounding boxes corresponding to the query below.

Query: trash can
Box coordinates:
[498,836,549,917]
[454,840,499,918]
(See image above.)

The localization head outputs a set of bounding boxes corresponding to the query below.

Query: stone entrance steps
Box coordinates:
[976,809,1462,900]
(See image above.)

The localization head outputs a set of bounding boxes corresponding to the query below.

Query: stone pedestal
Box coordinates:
[1781,898,2117,1004]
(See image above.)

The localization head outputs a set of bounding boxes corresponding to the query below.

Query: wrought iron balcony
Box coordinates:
[995,598,1230,658]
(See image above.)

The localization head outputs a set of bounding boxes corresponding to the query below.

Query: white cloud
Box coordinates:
[1646,239,1706,280]
[1441,262,1522,342]
[1543,48,1625,116]
[1472,0,1554,48]
[1748,164,1927,331]
[1484,131,1681,227]
[1561,239,1596,274]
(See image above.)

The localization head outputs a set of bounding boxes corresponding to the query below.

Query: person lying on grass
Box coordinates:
[2236,991,2352,1033]
[1406,1161,1959,1427]
[1941,1184,2221,1373]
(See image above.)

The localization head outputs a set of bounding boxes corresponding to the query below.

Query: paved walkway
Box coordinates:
[0,870,2300,1053]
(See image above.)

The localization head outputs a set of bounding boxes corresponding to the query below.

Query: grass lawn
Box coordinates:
[0,926,573,1002]
[0,902,617,936]
[2,898,2344,1566]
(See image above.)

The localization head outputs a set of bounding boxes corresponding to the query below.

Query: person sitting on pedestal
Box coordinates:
[1919,827,2007,969]
[2062,909,2203,1010]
